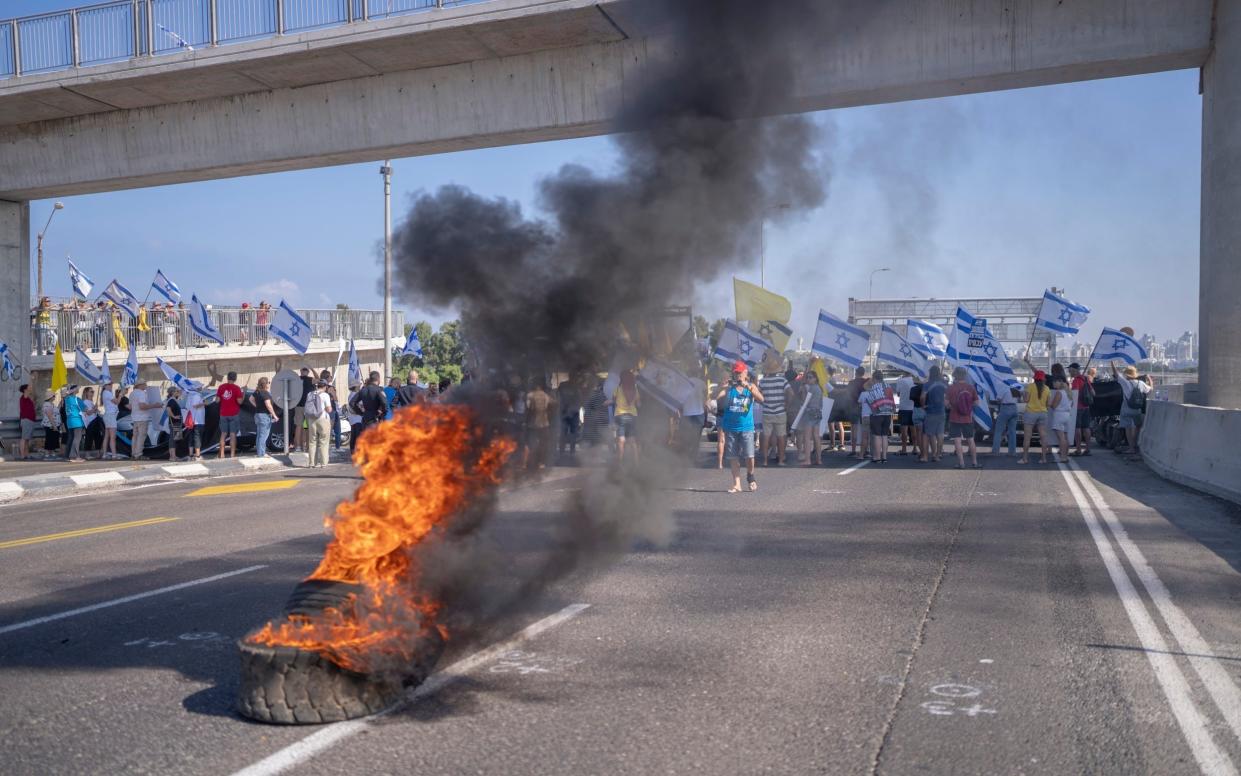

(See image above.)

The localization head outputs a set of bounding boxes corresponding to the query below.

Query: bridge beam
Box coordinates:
[1201,0,1241,409]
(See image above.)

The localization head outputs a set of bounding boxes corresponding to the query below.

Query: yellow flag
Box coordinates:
[734,277,793,352]
[809,356,831,392]
[50,342,67,391]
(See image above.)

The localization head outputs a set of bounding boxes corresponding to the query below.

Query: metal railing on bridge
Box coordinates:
[0,0,483,79]
[28,302,403,356]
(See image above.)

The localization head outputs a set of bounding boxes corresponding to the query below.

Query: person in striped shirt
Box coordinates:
[758,367,793,466]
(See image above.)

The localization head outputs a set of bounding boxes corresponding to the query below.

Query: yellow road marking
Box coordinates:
[0,517,180,550]
[186,480,300,497]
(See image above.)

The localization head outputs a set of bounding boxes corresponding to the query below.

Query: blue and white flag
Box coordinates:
[713,319,774,369]
[74,348,104,384]
[401,327,424,358]
[188,294,224,345]
[811,309,870,369]
[122,343,139,387]
[150,269,181,304]
[348,339,362,386]
[637,358,697,414]
[155,356,203,392]
[1090,327,1148,366]
[971,396,994,432]
[100,350,113,384]
[946,306,1019,393]
[1035,289,1091,335]
[68,258,94,299]
[0,341,15,379]
[100,279,140,319]
[269,299,311,355]
[877,324,930,379]
[906,319,948,359]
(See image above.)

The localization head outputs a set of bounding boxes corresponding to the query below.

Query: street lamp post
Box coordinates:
[868,267,891,298]
[759,203,791,289]
[380,161,393,383]
[36,202,65,301]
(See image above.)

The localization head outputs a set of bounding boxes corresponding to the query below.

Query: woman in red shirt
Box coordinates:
[18,383,37,460]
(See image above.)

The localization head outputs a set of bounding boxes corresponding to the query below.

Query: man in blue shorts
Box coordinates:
[714,361,765,493]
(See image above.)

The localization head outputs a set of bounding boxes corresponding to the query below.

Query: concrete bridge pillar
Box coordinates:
[1201,1,1241,408]
[0,200,30,419]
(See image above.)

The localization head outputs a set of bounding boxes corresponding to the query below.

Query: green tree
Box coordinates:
[396,320,466,386]
[708,318,726,351]
[693,315,710,339]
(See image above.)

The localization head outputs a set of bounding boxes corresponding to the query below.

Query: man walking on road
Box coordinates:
[216,372,243,459]
[715,361,764,493]
[305,379,333,468]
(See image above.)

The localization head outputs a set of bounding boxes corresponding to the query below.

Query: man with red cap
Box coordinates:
[714,360,765,492]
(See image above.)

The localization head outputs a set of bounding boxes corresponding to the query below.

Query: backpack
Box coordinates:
[304,391,327,419]
[952,387,975,417]
[1080,379,1094,407]
[1125,383,1147,412]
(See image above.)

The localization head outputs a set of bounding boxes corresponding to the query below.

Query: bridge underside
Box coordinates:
[0,0,1237,410]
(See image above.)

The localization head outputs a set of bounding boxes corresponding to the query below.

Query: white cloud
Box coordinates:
[212,278,300,306]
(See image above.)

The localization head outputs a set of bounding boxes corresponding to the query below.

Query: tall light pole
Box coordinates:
[759,202,791,288]
[36,201,65,301]
[381,161,393,383]
[868,267,891,298]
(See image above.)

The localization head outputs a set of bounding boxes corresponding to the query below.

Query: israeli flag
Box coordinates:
[946,306,1019,390]
[713,319,774,369]
[401,327,424,358]
[122,343,139,387]
[188,294,224,345]
[155,356,203,392]
[100,350,113,384]
[100,279,140,319]
[1090,327,1148,366]
[1035,289,1091,335]
[151,270,182,304]
[971,397,994,432]
[348,339,363,386]
[811,309,870,369]
[68,258,94,299]
[637,358,697,414]
[74,348,104,384]
[269,299,311,355]
[877,324,929,379]
[0,341,15,379]
[906,319,948,359]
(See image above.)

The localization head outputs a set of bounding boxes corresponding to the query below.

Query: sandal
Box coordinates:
[727,485,741,494]
[747,474,758,492]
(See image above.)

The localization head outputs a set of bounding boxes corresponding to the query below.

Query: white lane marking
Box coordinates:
[162,463,210,476]
[1070,462,1241,743]
[0,565,267,637]
[1059,465,1236,776]
[837,460,871,476]
[232,603,592,776]
[70,471,126,487]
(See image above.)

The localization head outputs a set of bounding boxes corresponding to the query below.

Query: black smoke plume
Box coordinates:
[389,0,832,639]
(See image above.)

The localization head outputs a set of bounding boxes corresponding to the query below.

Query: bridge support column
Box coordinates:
[0,200,30,419]
[1201,1,1241,408]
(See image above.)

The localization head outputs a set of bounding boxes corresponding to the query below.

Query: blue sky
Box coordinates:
[14,0,1201,347]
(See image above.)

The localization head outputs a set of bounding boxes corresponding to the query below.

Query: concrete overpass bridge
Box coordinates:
[0,0,1237,419]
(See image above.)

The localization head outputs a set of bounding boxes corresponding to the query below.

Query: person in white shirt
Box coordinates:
[184,388,207,461]
[679,376,707,462]
[100,382,122,460]
[893,373,915,455]
[304,379,333,468]
[991,382,1020,456]
[128,379,159,459]
[1113,362,1152,456]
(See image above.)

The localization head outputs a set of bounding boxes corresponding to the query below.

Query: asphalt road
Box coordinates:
[0,446,1239,775]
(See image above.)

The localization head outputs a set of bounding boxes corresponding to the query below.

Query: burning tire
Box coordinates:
[237,580,444,725]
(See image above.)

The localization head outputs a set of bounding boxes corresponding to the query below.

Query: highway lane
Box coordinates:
[0,450,1238,774]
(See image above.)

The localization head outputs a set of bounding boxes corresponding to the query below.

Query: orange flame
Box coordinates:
[247,403,515,672]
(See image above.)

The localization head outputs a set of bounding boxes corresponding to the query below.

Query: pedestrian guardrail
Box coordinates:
[1,0,483,80]
[28,303,402,356]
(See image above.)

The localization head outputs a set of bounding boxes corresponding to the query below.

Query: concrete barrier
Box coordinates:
[1142,400,1241,505]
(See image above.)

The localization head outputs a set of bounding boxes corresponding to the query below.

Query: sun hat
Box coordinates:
[1123,365,1139,378]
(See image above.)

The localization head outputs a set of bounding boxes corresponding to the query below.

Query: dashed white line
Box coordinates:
[1070,462,1241,744]
[1059,465,1236,776]
[0,565,268,637]
[231,603,592,776]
